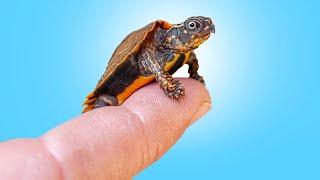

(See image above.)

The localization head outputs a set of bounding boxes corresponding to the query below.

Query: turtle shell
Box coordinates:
[96,20,172,90]
[83,20,172,112]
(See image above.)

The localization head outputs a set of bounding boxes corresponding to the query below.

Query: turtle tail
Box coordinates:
[82,92,97,113]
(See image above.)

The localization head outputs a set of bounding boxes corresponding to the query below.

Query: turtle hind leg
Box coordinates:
[83,94,118,113]
[187,52,205,85]
[93,94,118,109]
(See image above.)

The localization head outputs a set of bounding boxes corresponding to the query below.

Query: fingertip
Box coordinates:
[121,78,211,168]
[41,78,212,179]
[123,78,211,127]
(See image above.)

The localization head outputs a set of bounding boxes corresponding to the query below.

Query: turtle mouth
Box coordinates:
[200,33,211,40]
[198,24,215,39]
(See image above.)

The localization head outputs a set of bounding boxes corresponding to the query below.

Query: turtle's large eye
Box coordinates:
[187,20,201,30]
[188,21,196,29]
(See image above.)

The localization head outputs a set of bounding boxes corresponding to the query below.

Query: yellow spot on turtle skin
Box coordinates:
[183,51,191,64]
[164,54,181,71]
[116,52,191,105]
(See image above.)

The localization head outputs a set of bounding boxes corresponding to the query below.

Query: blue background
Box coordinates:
[1,0,319,179]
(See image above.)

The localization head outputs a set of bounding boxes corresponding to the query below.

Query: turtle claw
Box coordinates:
[163,80,185,100]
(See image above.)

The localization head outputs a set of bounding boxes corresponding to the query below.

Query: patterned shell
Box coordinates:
[95,20,172,90]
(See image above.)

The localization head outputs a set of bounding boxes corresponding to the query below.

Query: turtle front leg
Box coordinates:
[140,58,185,100]
[187,52,205,85]
[155,70,185,99]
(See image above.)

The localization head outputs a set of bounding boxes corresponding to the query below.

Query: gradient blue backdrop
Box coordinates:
[1,0,319,179]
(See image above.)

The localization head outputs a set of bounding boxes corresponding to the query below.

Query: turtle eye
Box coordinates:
[187,20,201,31]
[188,21,197,29]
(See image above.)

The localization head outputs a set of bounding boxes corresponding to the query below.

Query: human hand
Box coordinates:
[0,78,211,179]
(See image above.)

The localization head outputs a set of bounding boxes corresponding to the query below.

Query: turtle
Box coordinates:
[83,16,215,112]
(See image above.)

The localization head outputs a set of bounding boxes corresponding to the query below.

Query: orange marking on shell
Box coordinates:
[83,92,96,105]
[82,105,95,113]
[159,21,172,29]
[86,92,95,99]
[117,75,155,104]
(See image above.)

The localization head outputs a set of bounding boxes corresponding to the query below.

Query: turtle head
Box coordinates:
[162,16,215,53]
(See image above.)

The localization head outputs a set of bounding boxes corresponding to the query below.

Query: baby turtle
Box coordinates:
[83,16,215,112]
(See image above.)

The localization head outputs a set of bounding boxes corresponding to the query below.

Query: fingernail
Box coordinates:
[190,101,212,125]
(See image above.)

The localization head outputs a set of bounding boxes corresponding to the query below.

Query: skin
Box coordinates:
[90,16,215,110]
[0,79,211,179]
